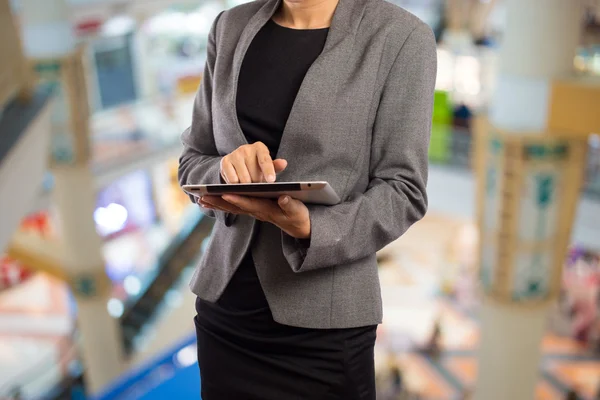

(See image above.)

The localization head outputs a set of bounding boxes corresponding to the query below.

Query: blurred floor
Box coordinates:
[1,211,599,398]
[375,213,600,399]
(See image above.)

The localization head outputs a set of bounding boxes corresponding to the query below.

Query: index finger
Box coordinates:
[255,145,276,183]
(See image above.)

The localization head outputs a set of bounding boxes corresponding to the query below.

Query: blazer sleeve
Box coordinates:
[178,11,230,224]
[281,23,437,273]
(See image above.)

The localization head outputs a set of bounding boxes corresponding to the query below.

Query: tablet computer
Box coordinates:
[182,181,340,205]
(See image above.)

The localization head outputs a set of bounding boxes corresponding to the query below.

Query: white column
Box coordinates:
[52,167,124,395]
[473,2,583,400]
[475,301,548,400]
[489,0,582,135]
[19,0,124,395]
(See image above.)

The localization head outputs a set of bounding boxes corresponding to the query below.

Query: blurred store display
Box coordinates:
[92,32,139,109]
[96,170,157,239]
[575,46,600,76]
[0,257,33,291]
[429,87,600,201]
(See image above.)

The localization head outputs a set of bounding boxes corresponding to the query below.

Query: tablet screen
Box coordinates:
[204,183,303,193]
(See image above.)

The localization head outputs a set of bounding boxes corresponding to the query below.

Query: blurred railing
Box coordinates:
[120,207,214,354]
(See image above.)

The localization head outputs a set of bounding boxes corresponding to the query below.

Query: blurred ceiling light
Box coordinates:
[185,12,210,35]
[175,345,197,367]
[102,15,136,37]
[94,203,128,235]
[196,2,225,20]
[123,275,142,296]
[107,298,124,318]
[435,49,454,91]
[145,11,187,35]
[455,56,481,96]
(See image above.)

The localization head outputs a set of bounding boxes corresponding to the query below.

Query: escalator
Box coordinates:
[119,210,213,354]
[0,87,53,253]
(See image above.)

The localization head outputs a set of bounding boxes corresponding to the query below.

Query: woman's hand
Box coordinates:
[199,195,311,239]
[221,142,287,183]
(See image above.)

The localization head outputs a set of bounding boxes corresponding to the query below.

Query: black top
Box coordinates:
[218,20,329,311]
[236,19,329,157]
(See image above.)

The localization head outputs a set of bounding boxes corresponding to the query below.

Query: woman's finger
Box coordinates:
[230,154,253,183]
[277,196,306,219]
[198,197,221,211]
[221,157,238,184]
[221,195,277,221]
[202,196,246,214]
[273,159,288,174]
[254,143,276,182]
[203,201,239,214]
[246,151,265,183]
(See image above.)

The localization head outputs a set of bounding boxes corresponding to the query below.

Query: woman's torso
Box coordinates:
[198,18,375,340]
[190,0,430,328]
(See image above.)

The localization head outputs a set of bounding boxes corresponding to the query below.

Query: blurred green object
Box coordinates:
[430,90,452,163]
[432,91,452,123]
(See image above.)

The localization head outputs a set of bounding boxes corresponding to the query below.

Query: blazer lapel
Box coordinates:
[228,0,371,181]
[229,0,282,149]
[275,0,370,182]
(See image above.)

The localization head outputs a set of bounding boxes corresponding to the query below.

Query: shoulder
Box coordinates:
[361,0,436,55]
[215,0,267,34]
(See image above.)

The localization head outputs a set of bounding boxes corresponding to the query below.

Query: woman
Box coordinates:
[178,0,436,397]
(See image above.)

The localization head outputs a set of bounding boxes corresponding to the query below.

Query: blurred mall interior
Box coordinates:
[0,0,600,399]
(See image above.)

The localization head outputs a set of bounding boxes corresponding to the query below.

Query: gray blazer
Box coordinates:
[179,0,437,329]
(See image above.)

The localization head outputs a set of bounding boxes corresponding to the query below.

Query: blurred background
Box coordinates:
[0,0,599,399]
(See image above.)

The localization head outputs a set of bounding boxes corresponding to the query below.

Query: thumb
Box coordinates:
[278,195,301,216]
[273,159,287,173]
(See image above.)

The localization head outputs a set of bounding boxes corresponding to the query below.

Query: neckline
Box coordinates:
[268,19,330,32]
[229,0,366,175]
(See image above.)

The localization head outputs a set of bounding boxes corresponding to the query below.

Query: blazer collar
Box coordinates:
[249,0,370,51]
[230,0,369,150]
[229,0,370,158]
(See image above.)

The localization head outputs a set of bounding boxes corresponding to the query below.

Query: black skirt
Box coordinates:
[194,254,378,400]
